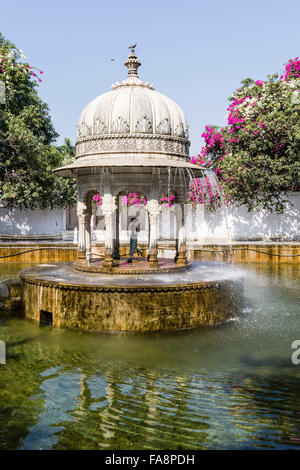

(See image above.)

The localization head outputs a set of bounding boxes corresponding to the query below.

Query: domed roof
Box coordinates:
[54,47,202,177]
[77,85,189,140]
[75,49,190,162]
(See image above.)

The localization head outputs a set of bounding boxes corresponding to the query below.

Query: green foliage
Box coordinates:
[194,60,300,213]
[0,33,76,209]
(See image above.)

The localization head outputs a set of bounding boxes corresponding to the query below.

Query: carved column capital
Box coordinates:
[102,194,117,214]
[145,199,161,215]
[78,212,87,222]
[77,200,88,217]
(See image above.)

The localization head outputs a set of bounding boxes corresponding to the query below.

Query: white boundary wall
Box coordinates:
[0,193,299,241]
[227,192,299,242]
[0,206,66,236]
[183,192,300,243]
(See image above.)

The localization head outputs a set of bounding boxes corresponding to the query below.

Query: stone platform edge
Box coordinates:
[0,242,299,263]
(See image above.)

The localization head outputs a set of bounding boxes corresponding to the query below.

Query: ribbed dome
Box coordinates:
[77,85,189,139]
[75,50,190,162]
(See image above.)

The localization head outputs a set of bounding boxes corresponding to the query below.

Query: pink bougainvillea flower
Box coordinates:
[160,193,176,207]
[92,193,103,206]
[122,193,147,207]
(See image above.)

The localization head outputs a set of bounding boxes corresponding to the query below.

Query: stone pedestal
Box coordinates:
[20,263,244,331]
[102,251,114,268]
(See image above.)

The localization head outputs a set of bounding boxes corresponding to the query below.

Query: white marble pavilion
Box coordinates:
[54,46,204,268]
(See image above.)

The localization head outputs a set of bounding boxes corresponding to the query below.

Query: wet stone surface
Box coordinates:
[19,261,244,331]
[19,261,243,286]
[74,257,192,275]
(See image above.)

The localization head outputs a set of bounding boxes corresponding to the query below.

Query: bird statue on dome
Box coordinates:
[129,42,137,54]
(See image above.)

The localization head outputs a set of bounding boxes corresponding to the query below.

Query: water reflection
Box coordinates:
[15,363,300,450]
[0,262,299,449]
[1,329,299,451]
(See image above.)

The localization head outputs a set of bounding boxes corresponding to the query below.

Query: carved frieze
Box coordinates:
[78,119,189,141]
[76,134,190,158]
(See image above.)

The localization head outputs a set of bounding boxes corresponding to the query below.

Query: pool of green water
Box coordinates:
[0,262,299,450]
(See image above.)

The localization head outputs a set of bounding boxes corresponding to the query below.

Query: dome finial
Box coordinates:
[125,43,141,78]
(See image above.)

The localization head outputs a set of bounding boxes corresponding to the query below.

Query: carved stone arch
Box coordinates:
[115,187,148,239]
[114,185,150,202]
[113,187,147,259]
[154,167,181,202]
[83,188,99,214]
[171,188,180,203]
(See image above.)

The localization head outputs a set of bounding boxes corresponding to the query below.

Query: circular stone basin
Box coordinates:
[19,262,244,332]
[74,257,192,274]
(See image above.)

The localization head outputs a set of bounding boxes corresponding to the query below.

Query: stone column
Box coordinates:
[77,199,87,260]
[113,195,120,260]
[146,200,161,268]
[77,197,91,260]
[84,210,91,260]
[77,213,86,259]
[102,195,117,269]
[175,203,187,266]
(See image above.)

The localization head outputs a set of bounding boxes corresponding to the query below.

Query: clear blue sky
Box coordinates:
[2,0,300,156]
